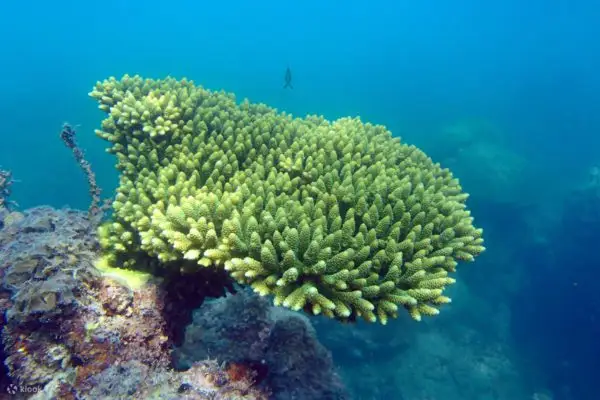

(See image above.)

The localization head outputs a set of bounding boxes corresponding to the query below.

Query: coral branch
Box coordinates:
[60,123,110,221]
[0,168,15,210]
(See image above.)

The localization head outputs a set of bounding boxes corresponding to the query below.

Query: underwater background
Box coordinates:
[1,0,599,399]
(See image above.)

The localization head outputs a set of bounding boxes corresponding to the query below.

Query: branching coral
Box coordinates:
[90,75,485,324]
[60,123,111,222]
[0,168,15,210]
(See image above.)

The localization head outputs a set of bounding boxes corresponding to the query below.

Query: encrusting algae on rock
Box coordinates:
[90,74,485,324]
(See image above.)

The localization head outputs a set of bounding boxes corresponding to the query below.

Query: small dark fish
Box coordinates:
[283,66,293,89]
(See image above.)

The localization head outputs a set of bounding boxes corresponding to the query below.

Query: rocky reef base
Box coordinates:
[0,206,347,399]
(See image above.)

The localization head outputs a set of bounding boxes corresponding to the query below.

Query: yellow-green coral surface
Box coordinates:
[91,75,485,324]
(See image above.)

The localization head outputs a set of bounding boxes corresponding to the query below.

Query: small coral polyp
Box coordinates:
[91,75,485,324]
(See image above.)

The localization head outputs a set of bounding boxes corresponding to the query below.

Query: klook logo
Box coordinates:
[5,383,42,395]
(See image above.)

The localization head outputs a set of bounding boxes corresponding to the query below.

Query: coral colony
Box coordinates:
[92,75,484,324]
[0,75,485,399]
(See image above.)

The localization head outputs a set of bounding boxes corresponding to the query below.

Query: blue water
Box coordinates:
[1,1,599,398]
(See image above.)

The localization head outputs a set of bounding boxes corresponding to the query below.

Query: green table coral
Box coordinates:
[90,75,485,324]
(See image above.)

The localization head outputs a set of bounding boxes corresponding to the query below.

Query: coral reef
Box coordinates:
[424,120,530,205]
[0,207,168,395]
[84,359,268,400]
[176,289,348,400]
[392,324,524,399]
[314,285,532,399]
[512,164,600,400]
[90,74,485,324]
[0,205,342,399]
